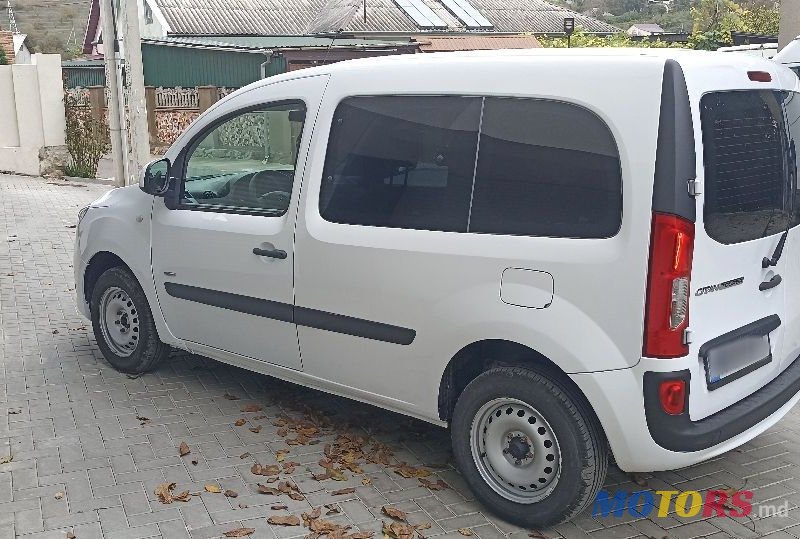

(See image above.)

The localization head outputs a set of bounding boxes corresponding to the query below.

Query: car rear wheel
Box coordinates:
[451,366,608,528]
[90,267,169,374]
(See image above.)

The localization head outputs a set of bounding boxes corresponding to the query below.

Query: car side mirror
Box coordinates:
[140,158,172,197]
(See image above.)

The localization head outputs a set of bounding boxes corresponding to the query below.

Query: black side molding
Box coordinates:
[165,283,294,323]
[164,282,416,346]
[644,352,800,452]
[652,59,697,222]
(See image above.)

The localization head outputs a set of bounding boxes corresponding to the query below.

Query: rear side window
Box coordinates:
[701,91,800,244]
[319,96,482,232]
[320,95,622,238]
[469,98,622,238]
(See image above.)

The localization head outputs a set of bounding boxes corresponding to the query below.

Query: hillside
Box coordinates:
[5,0,91,57]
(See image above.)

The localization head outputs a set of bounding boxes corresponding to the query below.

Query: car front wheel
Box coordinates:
[451,366,608,528]
[90,267,169,374]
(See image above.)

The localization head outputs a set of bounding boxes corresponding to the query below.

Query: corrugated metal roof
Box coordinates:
[144,35,413,50]
[152,0,618,35]
[417,34,540,51]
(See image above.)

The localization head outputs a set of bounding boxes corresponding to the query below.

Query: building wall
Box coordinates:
[142,44,268,87]
[779,0,800,49]
[0,32,15,64]
[0,54,67,176]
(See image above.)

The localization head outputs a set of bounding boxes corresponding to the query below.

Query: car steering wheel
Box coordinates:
[258,190,291,211]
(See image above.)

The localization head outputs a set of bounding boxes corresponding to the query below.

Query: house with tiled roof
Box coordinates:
[83,0,619,55]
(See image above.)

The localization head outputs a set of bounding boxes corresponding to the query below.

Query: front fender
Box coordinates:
[76,188,180,346]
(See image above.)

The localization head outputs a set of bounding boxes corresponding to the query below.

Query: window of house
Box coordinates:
[468,98,622,238]
[319,96,482,232]
[182,102,306,215]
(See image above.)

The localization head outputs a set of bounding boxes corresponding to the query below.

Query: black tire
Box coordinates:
[90,266,170,374]
[451,366,608,528]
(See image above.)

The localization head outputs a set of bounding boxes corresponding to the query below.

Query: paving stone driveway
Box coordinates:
[2,173,800,539]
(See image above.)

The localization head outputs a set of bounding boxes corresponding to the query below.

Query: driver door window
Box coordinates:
[182,101,306,215]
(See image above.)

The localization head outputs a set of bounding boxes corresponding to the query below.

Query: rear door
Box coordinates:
[689,87,798,420]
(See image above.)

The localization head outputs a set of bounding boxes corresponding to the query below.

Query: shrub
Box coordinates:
[64,90,110,178]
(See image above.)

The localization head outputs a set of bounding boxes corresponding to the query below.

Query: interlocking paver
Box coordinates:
[4,172,800,539]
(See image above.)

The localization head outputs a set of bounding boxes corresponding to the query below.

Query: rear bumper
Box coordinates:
[570,357,800,472]
[643,357,800,452]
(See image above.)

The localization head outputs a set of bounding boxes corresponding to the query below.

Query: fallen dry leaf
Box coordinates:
[252,463,281,476]
[325,504,341,515]
[630,473,648,487]
[332,487,356,496]
[276,449,290,462]
[249,425,262,434]
[268,515,302,526]
[394,463,431,479]
[8,409,21,415]
[361,477,372,486]
[419,478,449,491]
[276,427,289,437]
[224,489,238,498]
[223,527,255,537]
[238,503,248,509]
[457,529,473,537]
[382,506,407,521]
[258,484,281,495]
[234,419,246,427]
[344,532,375,539]
[240,452,251,459]
[271,504,288,510]
[204,484,222,494]
[528,532,549,539]
[382,521,417,539]
[54,492,65,500]
[241,404,263,413]
[173,491,191,502]
[191,459,198,466]
[179,442,191,457]
[313,472,330,481]
[223,393,240,400]
[66,532,76,539]
[154,483,190,504]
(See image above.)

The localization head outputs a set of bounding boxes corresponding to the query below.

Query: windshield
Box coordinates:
[701,90,800,244]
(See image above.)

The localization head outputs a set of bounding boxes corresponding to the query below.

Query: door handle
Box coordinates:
[253,247,287,260]
[759,274,782,291]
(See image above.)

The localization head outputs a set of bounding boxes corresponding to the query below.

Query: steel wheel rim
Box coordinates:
[99,286,140,357]
[470,398,562,504]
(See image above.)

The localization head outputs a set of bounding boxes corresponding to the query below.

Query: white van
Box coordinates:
[74,49,800,527]
[775,36,800,77]
[718,42,779,59]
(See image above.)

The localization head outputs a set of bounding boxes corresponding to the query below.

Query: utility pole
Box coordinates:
[100,0,125,187]
[6,0,19,34]
[779,0,800,50]
[122,0,149,186]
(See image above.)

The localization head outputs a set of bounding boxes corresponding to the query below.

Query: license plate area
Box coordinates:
[700,315,781,391]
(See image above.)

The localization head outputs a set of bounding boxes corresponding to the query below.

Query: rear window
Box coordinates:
[701,91,800,244]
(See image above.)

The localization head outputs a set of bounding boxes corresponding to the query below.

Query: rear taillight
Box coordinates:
[659,380,686,415]
[643,212,695,358]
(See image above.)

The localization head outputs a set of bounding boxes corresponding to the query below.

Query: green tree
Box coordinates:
[0,46,7,66]
[538,27,683,47]
[738,4,780,35]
